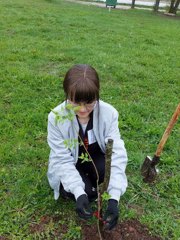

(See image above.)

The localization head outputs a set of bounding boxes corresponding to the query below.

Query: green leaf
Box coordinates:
[63,139,78,149]
[79,153,91,163]
[101,192,111,201]
[73,106,81,112]
[65,103,73,110]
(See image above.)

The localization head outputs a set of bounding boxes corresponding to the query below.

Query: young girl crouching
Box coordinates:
[47,64,128,230]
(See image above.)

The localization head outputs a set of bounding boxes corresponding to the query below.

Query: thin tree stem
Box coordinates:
[75,130,103,240]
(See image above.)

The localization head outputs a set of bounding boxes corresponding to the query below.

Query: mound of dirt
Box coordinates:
[81,219,162,240]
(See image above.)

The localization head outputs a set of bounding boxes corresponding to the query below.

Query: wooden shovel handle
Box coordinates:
[155,103,180,157]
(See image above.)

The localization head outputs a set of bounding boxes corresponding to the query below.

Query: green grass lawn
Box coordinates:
[0,0,180,239]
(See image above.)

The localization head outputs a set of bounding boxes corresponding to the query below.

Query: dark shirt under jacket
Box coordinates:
[76,112,105,180]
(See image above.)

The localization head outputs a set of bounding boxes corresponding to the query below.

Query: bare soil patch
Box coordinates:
[81,219,162,240]
[0,237,9,240]
[28,215,162,240]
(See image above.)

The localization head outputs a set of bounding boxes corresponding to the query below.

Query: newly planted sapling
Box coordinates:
[53,103,114,240]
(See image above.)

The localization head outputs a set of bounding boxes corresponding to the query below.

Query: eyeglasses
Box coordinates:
[67,100,97,110]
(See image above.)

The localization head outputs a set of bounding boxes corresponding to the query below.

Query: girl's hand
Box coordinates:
[103,199,119,230]
[76,194,93,219]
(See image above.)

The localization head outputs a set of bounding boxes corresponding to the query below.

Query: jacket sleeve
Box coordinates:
[47,112,86,200]
[105,110,128,202]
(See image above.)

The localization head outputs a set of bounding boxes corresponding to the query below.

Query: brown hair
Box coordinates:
[63,64,100,103]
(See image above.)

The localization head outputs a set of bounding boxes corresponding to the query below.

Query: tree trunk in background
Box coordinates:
[174,0,180,13]
[168,0,180,14]
[131,0,136,8]
[168,0,176,12]
[153,0,161,11]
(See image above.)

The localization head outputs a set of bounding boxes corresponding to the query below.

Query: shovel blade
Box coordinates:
[141,156,158,183]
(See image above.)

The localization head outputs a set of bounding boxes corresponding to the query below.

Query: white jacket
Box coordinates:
[47,100,128,202]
